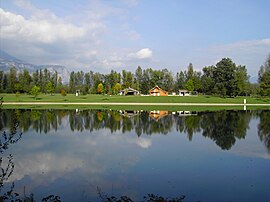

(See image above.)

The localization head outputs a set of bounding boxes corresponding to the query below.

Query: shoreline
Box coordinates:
[2,102,270,106]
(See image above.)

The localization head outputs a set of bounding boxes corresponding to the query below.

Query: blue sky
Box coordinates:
[1,0,270,79]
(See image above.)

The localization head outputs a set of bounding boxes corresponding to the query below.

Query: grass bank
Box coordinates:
[1,93,270,111]
[0,103,247,111]
[1,93,270,104]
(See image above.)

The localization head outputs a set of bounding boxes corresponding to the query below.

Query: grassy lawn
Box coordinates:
[1,93,270,104]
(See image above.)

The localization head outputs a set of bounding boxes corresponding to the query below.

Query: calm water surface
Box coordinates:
[0,109,270,201]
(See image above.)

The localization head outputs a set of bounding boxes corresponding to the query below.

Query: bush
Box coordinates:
[60,89,67,96]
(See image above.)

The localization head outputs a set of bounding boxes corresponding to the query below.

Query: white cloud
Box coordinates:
[126,30,141,40]
[211,38,270,52]
[0,9,86,44]
[128,48,153,59]
[121,0,139,7]
[0,0,144,71]
[193,38,270,78]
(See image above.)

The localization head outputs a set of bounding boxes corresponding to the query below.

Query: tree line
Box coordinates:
[0,56,269,97]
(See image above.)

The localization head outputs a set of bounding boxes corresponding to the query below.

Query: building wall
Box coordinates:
[149,88,168,96]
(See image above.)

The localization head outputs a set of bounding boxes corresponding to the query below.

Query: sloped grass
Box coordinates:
[0,93,269,104]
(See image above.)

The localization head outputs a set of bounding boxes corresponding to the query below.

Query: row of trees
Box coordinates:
[0,56,269,96]
[0,68,62,94]
[68,58,252,97]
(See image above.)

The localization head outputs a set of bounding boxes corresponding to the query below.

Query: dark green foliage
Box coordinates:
[258,54,270,96]
[3,55,270,97]
[201,58,249,97]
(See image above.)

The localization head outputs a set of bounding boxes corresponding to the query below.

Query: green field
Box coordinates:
[1,93,270,111]
[1,93,270,104]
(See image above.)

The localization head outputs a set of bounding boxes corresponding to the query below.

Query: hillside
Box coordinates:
[0,49,70,83]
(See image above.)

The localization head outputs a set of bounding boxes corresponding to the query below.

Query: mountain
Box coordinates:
[0,50,70,83]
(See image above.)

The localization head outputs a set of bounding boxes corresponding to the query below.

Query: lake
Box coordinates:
[0,109,270,202]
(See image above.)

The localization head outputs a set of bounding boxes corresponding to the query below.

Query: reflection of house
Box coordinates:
[177,111,198,116]
[179,90,189,96]
[149,110,168,121]
[149,85,168,96]
[119,110,140,118]
[120,87,140,96]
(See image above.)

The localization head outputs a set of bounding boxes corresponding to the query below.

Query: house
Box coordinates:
[120,87,140,96]
[119,110,140,118]
[179,89,190,96]
[149,110,169,121]
[149,85,168,96]
[177,111,198,116]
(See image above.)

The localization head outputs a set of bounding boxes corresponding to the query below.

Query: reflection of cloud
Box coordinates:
[229,134,270,160]
[8,126,152,189]
[136,138,152,148]
[231,148,270,160]
[127,137,152,149]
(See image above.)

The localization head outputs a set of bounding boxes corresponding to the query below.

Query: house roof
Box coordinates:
[121,87,139,93]
[149,85,167,93]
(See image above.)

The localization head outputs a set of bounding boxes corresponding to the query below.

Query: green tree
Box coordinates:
[258,54,270,96]
[185,63,194,81]
[0,71,4,93]
[7,67,17,93]
[235,65,249,96]
[214,58,238,97]
[122,70,133,89]
[201,66,215,94]
[113,83,121,95]
[45,81,55,95]
[30,85,40,99]
[135,66,143,91]
[161,68,174,92]
[175,71,185,91]
[69,71,76,93]
[18,69,32,93]
[185,79,195,91]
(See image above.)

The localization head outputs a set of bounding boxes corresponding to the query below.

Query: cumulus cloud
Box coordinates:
[128,48,153,59]
[0,8,86,44]
[0,1,143,71]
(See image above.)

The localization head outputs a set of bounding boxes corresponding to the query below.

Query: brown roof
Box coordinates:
[149,85,167,93]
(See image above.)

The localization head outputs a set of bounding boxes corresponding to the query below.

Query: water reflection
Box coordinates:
[258,110,270,152]
[1,109,269,151]
[0,109,270,201]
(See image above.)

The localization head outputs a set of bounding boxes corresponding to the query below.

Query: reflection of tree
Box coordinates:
[175,115,201,141]
[257,110,270,152]
[97,186,186,202]
[0,109,256,150]
[0,154,20,201]
[0,119,24,201]
[0,123,22,153]
[0,110,62,201]
[200,111,250,150]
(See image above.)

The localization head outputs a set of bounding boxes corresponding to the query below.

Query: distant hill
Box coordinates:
[0,50,70,83]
